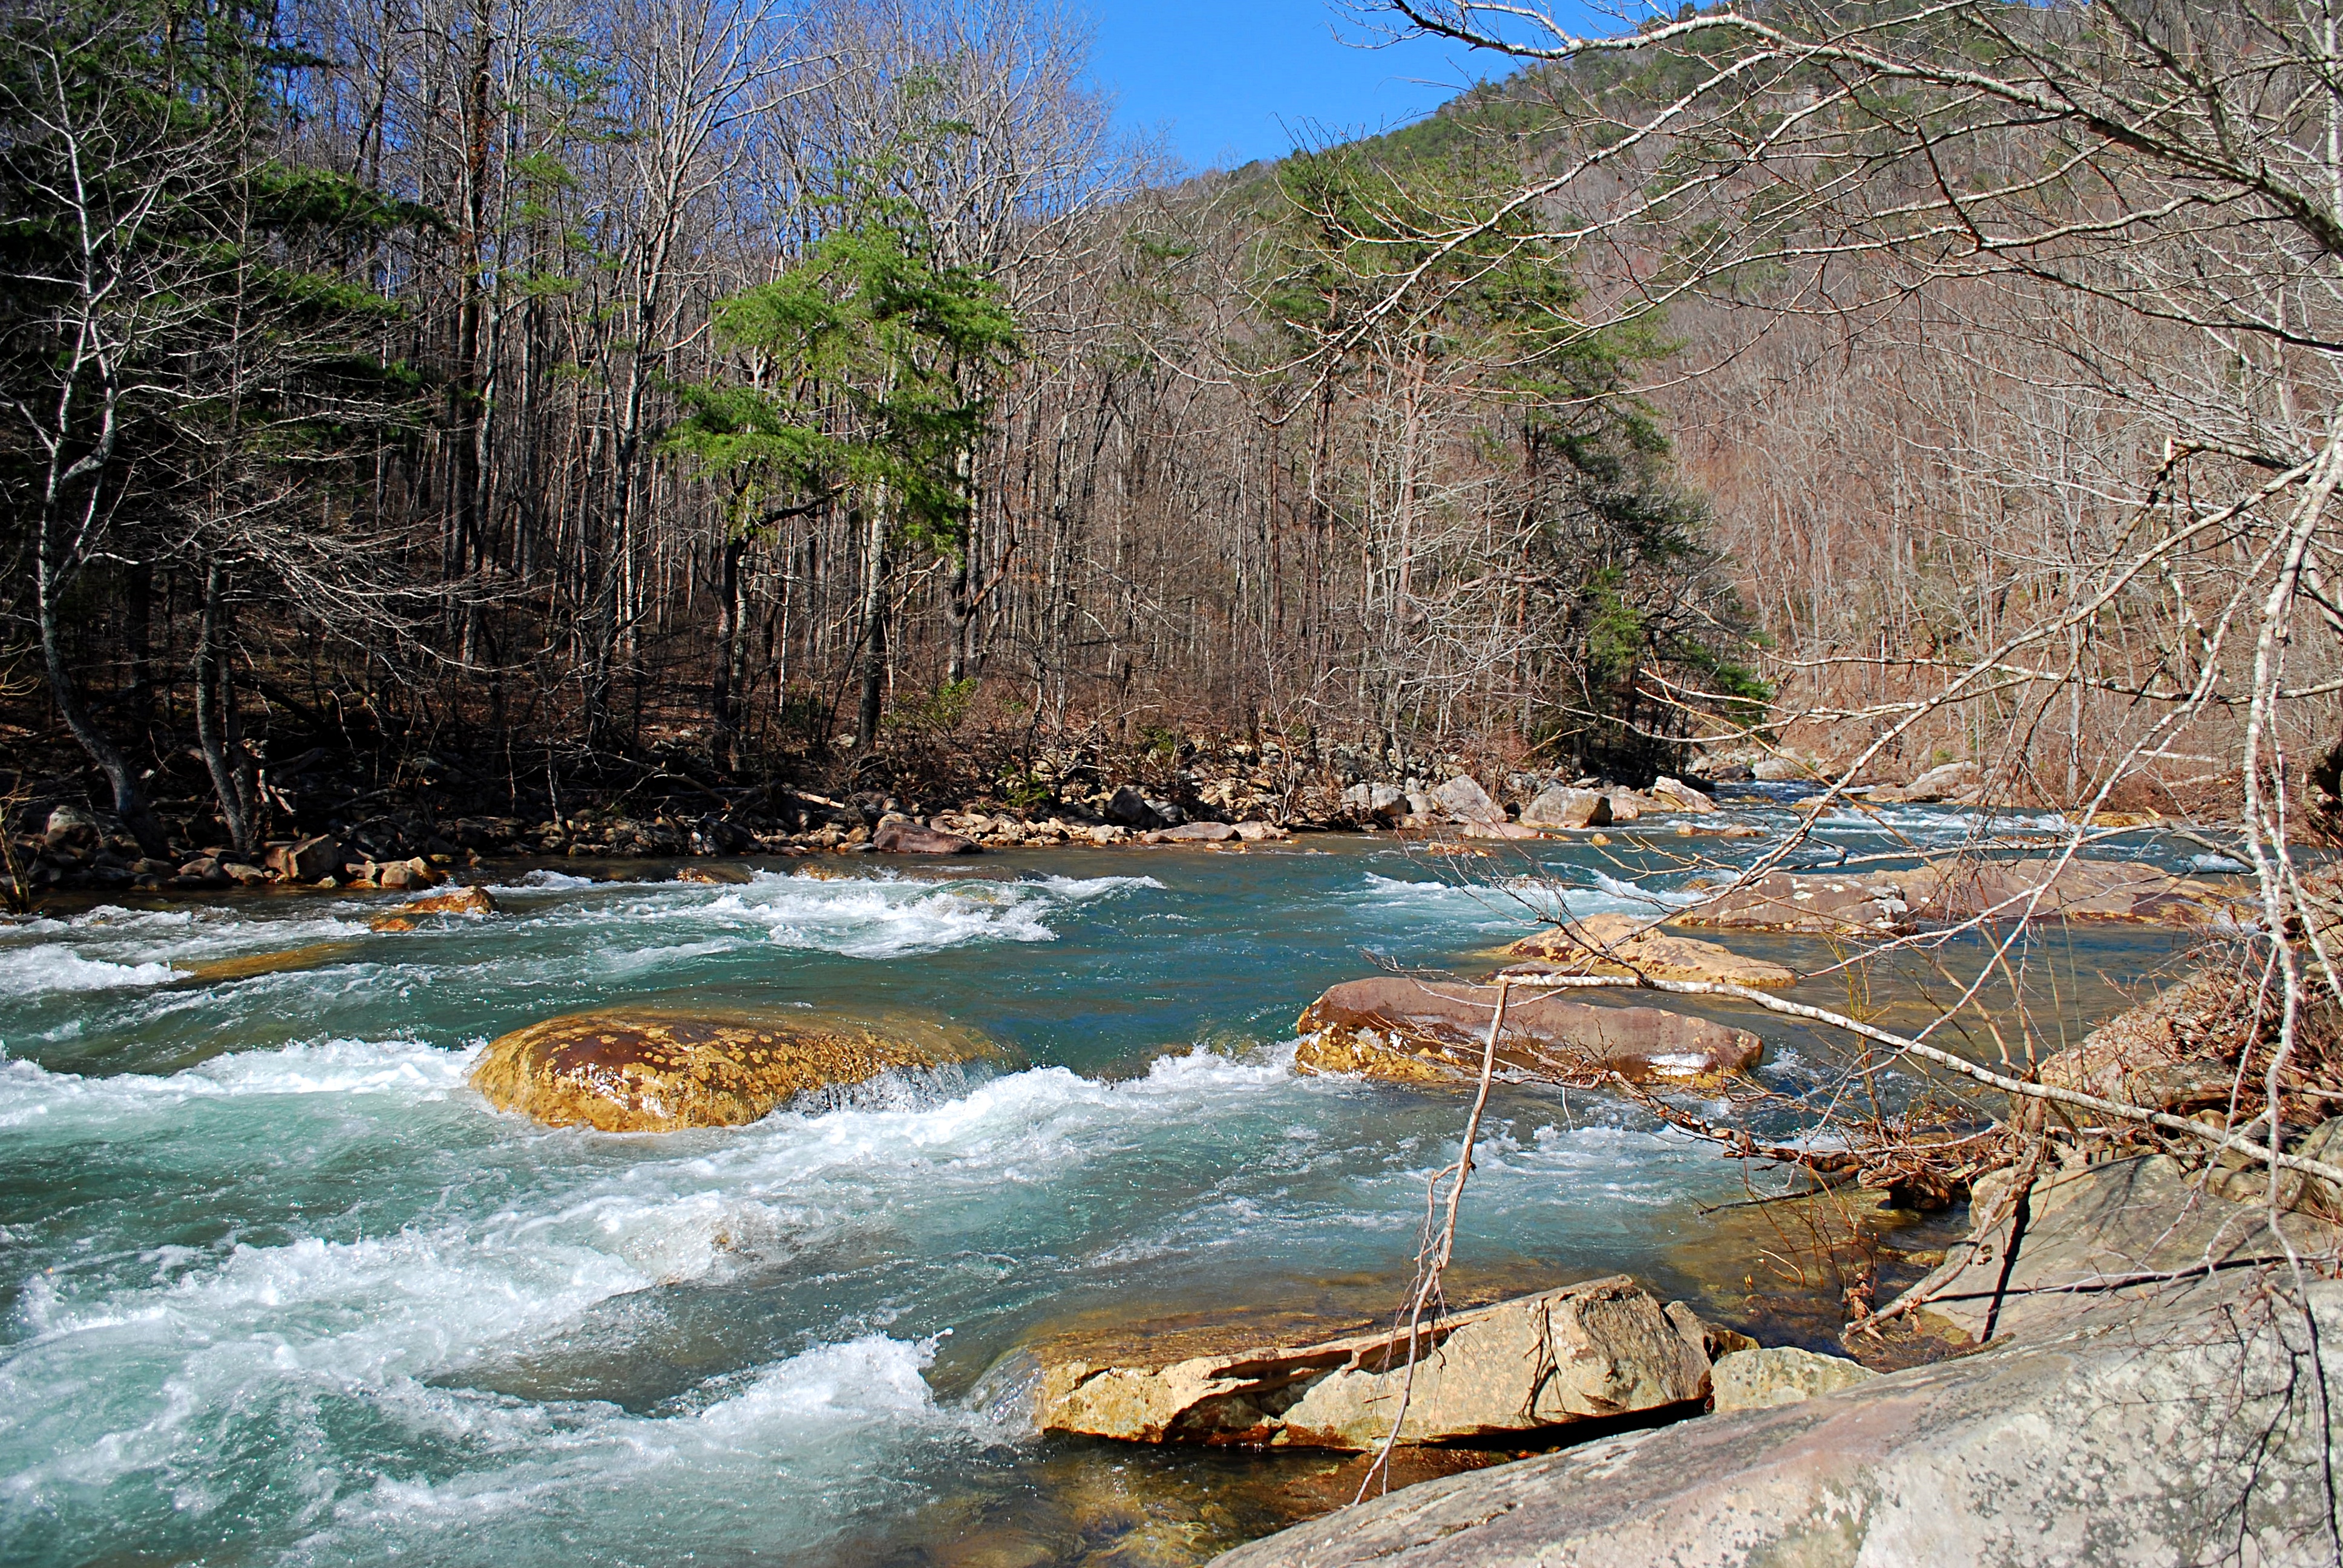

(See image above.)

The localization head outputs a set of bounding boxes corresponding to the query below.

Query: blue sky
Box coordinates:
[1080,1,1610,172]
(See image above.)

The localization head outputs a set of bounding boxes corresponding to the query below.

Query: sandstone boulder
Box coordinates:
[1428,776,1504,826]
[1603,791,1642,823]
[873,818,981,855]
[1869,759,1981,803]
[470,1008,977,1132]
[1504,914,1797,988]
[1034,1277,1711,1449]
[1647,776,1718,814]
[1749,755,1815,782]
[1709,1346,1878,1413]
[1293,976,1762,1085]
[1234,820,1289,842]
[1458,821,1541,840]
[1518,785,1610,829]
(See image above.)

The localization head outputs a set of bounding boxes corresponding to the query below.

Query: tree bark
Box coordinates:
[856,497,890,752]
[194,558,258,851]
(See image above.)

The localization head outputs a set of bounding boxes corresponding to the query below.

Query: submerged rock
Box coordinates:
[1033,1276,1711,1449]
[470,1008,973,1132]
[1708,1346,1878,1412]
[174,941,362,984]
[1293,976,1762,1085]
[1504,914,1797,988]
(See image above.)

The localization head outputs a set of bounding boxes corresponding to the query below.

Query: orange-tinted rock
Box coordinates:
[1293,976,1761,1085]
[370,886,497,932]
[469,1008,983,1132]
[174,942,362,985]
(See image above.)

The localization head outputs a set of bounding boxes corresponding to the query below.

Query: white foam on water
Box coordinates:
[0,947,180,998]
[489,869,600,892]
[0,902,376,1002]
[0,1037,477,1128]
[503,868,1166,960]
[2190,853,2249,874]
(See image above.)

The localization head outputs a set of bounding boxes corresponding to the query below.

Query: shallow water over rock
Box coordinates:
[0,821,2218,1566]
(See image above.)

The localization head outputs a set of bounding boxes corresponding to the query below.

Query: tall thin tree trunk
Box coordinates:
[856,494,890,753]
[194,558,257,851]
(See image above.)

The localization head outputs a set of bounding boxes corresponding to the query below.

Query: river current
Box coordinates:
[0,804,2208,1566]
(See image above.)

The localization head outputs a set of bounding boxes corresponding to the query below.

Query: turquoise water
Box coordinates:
[0,817,2195,1566]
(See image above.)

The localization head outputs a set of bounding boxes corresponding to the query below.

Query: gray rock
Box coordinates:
[1749,756,1814,782]
[1647,776,1718,814]
[1519,785,1610,829]
[1708,1345,1877,1411]
[1428,775,1504,826]
[1104,785,1162,829]
[1885,759,1980,803]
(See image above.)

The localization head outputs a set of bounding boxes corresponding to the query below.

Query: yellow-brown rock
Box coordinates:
[174,941,362,985]
[470,1008,976,1131]
[370,885,499,930]
[1504,913,1797,988]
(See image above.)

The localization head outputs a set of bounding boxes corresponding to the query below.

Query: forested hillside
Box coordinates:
[4,0,2335,863]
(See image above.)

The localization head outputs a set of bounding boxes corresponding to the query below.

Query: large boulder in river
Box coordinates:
[1519,785,1610,829]
[1504,913,1797,988]
[470,1008,974,1131]
[1427,775,1505,826]
[1294,976,1761,1085]
[1032,1276,1711,1449]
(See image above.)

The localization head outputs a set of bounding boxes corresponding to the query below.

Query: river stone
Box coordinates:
[1427,776,1504,826]
[1146,821,1237,843]
[175,941,362,985]
[1211,1270,2343,1568]
[470,1008,965,1131]
[1034,1276,1710,1449]
[1519,785,1610,829]
[1504,914,1797,988]
[1647,776,1717,814]
[872,818,981,854]
[1708,1346,1878,1412]
[1671,858,2248,936]
[1293,977,1762,1085]
[1871,759,1980,803]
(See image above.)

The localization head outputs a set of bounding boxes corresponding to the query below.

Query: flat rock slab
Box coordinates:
[1709,1345,1877,1412]
[1503,914,1797,988]
[470,1008,983,1131]
[1673,858,2249,936]
[1293,976,1761,1085]
[1214,1272,2343,1567]
[1884,1153,2342,1346]
[1034,1276,1711,1449]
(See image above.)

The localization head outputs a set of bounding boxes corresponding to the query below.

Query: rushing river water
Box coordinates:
[0,803,2214,1567]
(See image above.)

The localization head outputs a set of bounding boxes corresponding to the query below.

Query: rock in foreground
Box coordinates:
[1212,1271,2343,1568]
[471,1008,972,1131]
[1294,976,1761,1085]
[1504,914,1797,988]
[1035,1276,1711,1449]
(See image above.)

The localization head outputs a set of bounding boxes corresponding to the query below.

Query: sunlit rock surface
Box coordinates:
[470,1007,978,1131]
[1031,1276,1711,1449]
[1293,976,1761,1085]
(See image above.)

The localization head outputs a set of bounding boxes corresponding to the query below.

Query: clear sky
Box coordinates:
[1081,1,1598,173]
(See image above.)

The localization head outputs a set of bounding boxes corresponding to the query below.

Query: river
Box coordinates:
[0,802,2207,1566]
